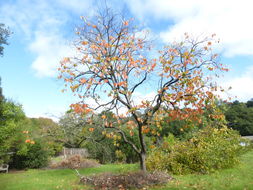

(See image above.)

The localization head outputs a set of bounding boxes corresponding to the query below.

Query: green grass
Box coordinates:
[0,164,138,190]
[0,151,253,190]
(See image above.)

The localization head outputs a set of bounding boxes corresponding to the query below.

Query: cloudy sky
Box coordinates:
[0,0,253,120]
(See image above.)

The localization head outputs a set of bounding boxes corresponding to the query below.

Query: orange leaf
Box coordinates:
[123,21,129,26]
[80,78,87,84]
[81,41,88,45]
[151,63,156,70]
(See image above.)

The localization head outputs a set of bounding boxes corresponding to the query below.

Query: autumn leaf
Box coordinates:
[81,41,88,45]
[70,84,79,92]
[123,21,129,26]
[80,78,87,84]
[101,115,107,119]
[89,128,94,132]
[63,57,70,62]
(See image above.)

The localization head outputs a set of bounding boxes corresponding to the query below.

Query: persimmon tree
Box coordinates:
[58,8,228,171]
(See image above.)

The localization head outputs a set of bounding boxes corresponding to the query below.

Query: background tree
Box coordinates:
[0,23,11,57]
[246,98,253,108]
[225,100,253,136]
[0,79,5,120]
[58,111,91,148]
[0,23,11,121]
[29,117,63,156]
[58,111,117,163]
[0,99,59,167]
[0,100,26,164]
[59,8,228,171]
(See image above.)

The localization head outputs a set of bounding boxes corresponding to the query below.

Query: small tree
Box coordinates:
[59,8,228,171]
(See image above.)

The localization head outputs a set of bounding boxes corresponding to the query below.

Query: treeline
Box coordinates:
[1,89,253,169]
[225,99,253,136]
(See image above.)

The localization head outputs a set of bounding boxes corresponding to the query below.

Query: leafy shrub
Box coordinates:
[80,171,173,190]
[11,141,49,169]
[50,155,100,169]
[147,126,247,174]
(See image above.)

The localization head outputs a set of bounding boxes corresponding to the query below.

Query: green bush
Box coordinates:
[146,126,247,174]
[11,141,49,169]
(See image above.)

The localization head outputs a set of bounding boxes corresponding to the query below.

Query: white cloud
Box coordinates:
[55,0,94,15]
[221,66,253,102]
[125,0,253,57]
[125,0,200,21]
[0,0,67,39]
[29,32,73,77]
[0,0,93,77]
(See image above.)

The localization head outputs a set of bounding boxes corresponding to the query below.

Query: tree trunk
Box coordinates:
[139,152,147,172]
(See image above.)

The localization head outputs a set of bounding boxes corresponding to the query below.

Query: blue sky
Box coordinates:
[0,0,253,121]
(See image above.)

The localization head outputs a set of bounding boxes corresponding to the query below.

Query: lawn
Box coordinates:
[0,164,138,190]
[0,151,253,190]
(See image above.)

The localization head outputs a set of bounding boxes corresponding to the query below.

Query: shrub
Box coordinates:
[11,141,49,169]
[49,155,100,169]
[146,126,247,174]
[80,171,173,190]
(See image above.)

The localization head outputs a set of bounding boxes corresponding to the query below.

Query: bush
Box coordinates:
[49,155,100,169]
[11,141,49,169]
[80,171,173,190]
[147,126,247,174]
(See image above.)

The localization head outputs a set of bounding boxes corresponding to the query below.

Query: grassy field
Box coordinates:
[0,151,253,190]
